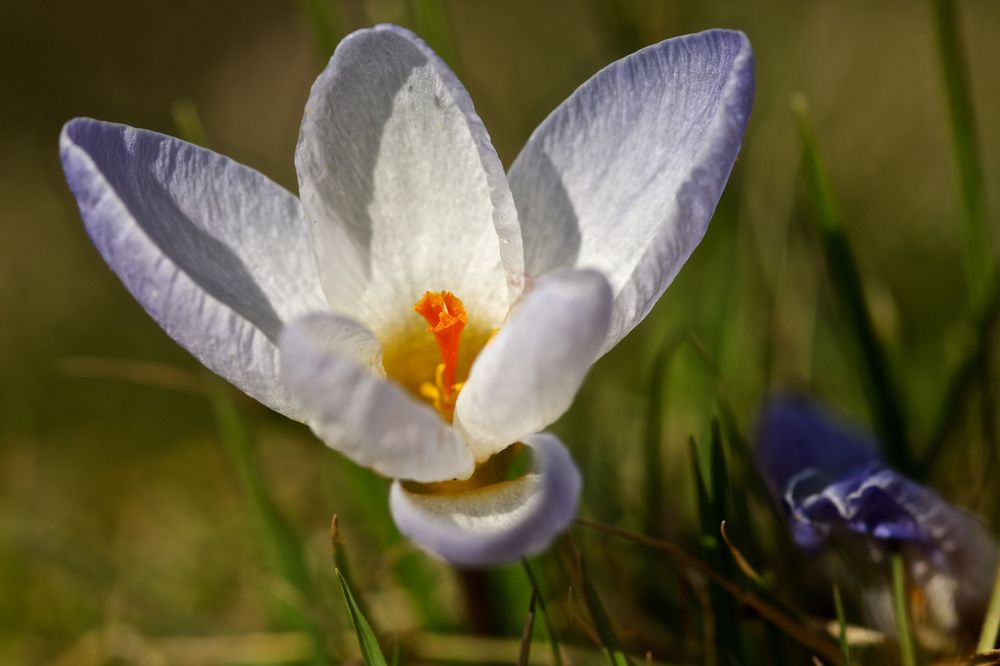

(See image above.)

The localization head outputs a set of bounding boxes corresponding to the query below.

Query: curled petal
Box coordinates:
[279,312,475,483]
[296,24,523,336]
[389,432,581,567]
[789,463,994,569]
[60,118,327,419]
[454,270,613,461]
[509,29,754,354]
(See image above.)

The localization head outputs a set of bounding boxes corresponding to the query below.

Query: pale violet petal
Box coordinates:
[60,118,328,420]
[389,432,581,567]
[454,270,612,460]
[508,29,754,354]
[279,312,475,483]
[295,24,523,340]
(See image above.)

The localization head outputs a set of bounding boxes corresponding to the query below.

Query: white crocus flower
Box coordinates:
[60,25,754,566]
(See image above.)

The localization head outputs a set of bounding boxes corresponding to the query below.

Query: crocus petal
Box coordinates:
[389,432,581,567]
[791,463,995,569]
[509,29,754,354]
[279,312,475,483]
[296,24,523,338]
[454,270,612,460]
[60,118,327,419]
[755,395,880,497]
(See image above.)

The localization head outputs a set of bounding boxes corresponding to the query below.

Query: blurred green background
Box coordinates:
[2,0,999,663]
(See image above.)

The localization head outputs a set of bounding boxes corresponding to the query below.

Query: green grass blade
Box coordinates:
[330,515,376,634]
[791,94,913,475]
[576,519,843,663]
[522,559,564,666]
[643,333,685,538]
[408,0,460,71]
[690,429,743,665]
[170,98,209,148]
[577,555,633,666]
[890,553,917,666]
[918,278,1000,474]
[298,0,341,63]
[931,0,992,308]
[206,378,329,664]
[337,568,388,666]
[832,585,852,665]
[517,590,537,666]
[977,556,1000,652]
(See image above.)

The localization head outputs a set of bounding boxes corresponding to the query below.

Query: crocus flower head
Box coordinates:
[755,395,997,636]
[60,25,754,566]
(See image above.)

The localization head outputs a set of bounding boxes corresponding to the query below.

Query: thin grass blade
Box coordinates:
[832,584,852,665]
[690,429,743,665]
[408,0,460,71]
[931,0,992,309]
[522,559,564,666]
[298,0,342,63]
[890,552,917,666]
[206,378,329,664]
[977,557,1000,653]
[170,98,209,148]
[517,590,537,666]
[337,568,389,666]
[643,333,685,538]
[791,94,912,475]
[330,515,376,632]
[576,518,842,663]
[576,554,633,666]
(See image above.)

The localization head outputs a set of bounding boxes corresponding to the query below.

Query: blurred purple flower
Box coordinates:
[755,395,997,636]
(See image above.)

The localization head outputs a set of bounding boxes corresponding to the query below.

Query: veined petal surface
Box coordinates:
[389,432,581,566]
[279,312,475,483]
[60,118,327,419]
[296,24,523,340]
[509,29,754,354]
[454,270,612,460]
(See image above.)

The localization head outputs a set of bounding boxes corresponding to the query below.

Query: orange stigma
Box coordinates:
[414,291,467,402]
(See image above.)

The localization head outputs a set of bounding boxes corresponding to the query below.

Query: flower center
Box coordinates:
[413,291,467,421]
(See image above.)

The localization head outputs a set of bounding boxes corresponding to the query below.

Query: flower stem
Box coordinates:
[890,552,917,666]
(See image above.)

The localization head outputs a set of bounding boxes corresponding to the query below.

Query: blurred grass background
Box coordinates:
[2,0,999,663]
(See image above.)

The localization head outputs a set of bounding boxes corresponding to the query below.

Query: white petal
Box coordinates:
[508,29,754,354]
[279,312,475,483]
[60,118,328,420]
[389,432,581,567]
[454,270,612,460]
[296,24,523,339]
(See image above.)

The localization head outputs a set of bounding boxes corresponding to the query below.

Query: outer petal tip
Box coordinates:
[389,432,581,567]
[60,117,327,421]
[509,27,755,355]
